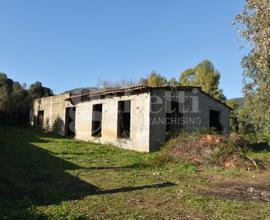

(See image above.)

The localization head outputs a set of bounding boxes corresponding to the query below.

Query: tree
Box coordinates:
[238,107,255,134]
[0,73,30,124]
[179,60,226,101]
[29,81,54,99]
[0,74,10,114]
[179,68,196,86]
[168,77,179,86]
[226,99,239,132]
[235,0,270,132]
[140,71,167,87]
[10,82,30,122]
[0,74,54,125]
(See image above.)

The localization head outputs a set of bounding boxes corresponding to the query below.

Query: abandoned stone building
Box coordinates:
[30,85,231,152]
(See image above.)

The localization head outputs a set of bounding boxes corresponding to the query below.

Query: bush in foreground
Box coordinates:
[153,131,262,170]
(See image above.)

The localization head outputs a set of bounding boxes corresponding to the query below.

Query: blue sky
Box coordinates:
[0,0,247,98]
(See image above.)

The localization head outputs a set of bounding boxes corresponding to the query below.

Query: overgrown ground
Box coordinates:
[1,127,270,220]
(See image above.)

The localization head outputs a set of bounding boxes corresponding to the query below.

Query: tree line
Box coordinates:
[0,58,249,134]
[0,73,53,125]
[99,59,226,102]
[140,59,226,101]
[139,60,249,134]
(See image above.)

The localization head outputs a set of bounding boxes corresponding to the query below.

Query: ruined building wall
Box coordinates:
[31,93,73,135]
[31,88,230,153]
[149,88,230,151]
[75,92,151,152]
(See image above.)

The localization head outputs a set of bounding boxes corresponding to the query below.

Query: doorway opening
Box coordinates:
[209,110,222,132]
[117,100,131,139]
[92,104,102,137]
[65,107,76,137]
[36,110,44,129]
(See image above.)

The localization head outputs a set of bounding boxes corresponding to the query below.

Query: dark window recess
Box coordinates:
[92,104,102,137]
[166,101,183,139]
[65,107,76,137]
[118,100,131,138]
[209,110,222,132]
[184,97,192,113]
[36,110,44,129]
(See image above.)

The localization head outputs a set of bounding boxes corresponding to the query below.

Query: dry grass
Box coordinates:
[154,131,261,170]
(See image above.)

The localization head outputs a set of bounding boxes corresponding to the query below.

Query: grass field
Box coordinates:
[1,127,270,219]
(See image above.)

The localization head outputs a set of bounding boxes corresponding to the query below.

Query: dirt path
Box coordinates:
[198,172,270,202]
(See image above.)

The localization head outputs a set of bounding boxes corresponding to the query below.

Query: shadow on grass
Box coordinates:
[0,127,175,218]
[81,163,151,170]
[100,182,176,195]
[0,127,98,210]
[247,142,270,152]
